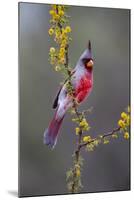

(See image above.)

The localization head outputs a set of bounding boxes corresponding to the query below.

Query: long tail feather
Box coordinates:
[43,110,64,148]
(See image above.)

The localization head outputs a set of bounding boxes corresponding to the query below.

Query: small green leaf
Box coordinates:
[103,139,109,144]
[112,133,118,139]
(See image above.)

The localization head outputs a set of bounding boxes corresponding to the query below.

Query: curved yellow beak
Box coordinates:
[86,60,94,68]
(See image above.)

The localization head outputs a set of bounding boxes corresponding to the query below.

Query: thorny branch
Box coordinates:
[79,127,121,149]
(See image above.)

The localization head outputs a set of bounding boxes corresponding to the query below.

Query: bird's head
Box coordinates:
[79,40,94,71]
[82,58,94,70]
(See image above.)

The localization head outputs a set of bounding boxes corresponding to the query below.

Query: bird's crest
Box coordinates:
[88,40,91,50]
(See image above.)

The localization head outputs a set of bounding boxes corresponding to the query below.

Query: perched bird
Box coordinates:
[44,41,94,148]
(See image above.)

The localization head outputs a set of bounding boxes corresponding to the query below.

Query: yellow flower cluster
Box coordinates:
[124,132,129,140]
[75,127,80,135]
[48,5,72,67]
[118,120,126,128]
[48,28,54,35]
[49,47,57,65]
[49,5,65,21]
[55,65,61,71]
[76,169,80,177]
[112,134,118,139]
[117,108,130,140]
[49,47,55,53]
[83,135,91,142]
[56,26,71,64]
[75,164,81,177]
[79,118,90,131]
[118,111,130,129]
[103,139,109,144]
[74,117,90,135]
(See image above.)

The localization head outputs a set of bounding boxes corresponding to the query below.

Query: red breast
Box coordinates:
[75,74,93,103]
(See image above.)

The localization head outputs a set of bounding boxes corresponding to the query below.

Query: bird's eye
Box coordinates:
[82,58,89,64]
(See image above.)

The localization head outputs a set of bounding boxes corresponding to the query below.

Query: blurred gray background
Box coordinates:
[19,2,130,197]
